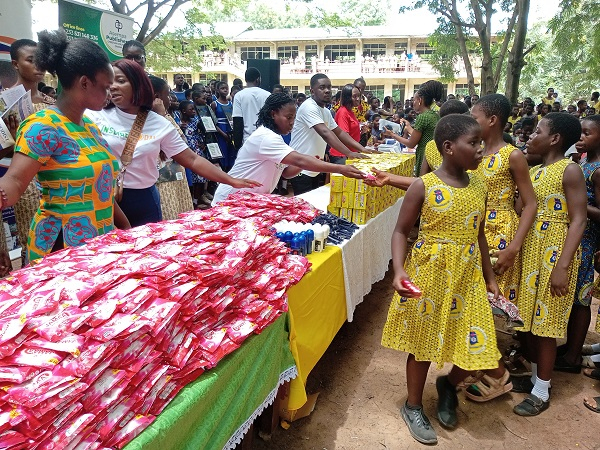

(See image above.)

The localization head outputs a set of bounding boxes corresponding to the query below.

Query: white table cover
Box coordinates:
[298,185,403,321]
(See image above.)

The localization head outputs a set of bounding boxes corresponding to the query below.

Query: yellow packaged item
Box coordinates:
[342,177,356,193]
[352,209,368,225]
[330,175,343,192]
[341,192,355,209]
[327,205,340,216]
[329,192,342,208]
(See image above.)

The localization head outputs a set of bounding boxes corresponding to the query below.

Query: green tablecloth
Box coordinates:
[124,314,296,450]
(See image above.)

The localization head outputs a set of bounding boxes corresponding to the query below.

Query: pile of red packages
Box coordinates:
[0,205,312,449]
[212,192,321,224]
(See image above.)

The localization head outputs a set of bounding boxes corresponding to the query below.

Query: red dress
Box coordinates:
[330,106,360,157]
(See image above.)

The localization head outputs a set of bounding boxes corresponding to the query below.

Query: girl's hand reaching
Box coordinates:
[364,168,389,187]
[392,272,420,298]
[230,178,262,189]
[550,266,569,297]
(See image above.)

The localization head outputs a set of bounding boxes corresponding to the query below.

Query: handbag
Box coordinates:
[115,110,148,202]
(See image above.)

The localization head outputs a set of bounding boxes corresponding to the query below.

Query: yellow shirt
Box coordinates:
[541,97,554,106]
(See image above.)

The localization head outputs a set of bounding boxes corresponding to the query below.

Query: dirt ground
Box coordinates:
[255,267,600,450]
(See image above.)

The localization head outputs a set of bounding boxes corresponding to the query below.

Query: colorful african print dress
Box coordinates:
[13,98,55,265]
[573,161,600,309]
[517,159,580,337]
[476,145,521,303]
[14,108,119,262]
[424,139,442,172]
[381,172,501,370]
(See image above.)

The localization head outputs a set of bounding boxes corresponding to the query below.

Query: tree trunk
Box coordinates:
[453,23,477,95]
[505,0,531,103]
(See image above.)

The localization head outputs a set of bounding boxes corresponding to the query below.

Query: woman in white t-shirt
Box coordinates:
[213,93,365,204]
[88,59,260,226]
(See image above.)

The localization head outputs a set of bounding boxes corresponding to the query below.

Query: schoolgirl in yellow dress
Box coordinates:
[511,113,586,417]
[382,115,501,445]
[464,94,537,401]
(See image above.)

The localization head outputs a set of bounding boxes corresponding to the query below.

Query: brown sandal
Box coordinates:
[465,369,513,402]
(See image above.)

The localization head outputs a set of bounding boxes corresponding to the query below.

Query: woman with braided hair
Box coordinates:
[212,93,366,204]
[384,80,443,175]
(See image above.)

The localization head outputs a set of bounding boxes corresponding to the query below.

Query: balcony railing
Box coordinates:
[200,53,477,79]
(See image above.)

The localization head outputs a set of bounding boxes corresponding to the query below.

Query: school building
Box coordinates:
[148,24,481,102]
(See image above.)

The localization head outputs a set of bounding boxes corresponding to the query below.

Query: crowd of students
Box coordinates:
[2,29,600,447]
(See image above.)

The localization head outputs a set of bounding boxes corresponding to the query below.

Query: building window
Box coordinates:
[324,44,356,62]
[304,85,311,95]
[412,84,421,96]
[394,42,408,55]
[153,73,169,82]
[392,84,406,103]
[366,85,385,101]
[454,83,480,97]
[415,43,435,58]
[363,43,386,57]
[240,46,271,61]
[197,73,227,83]
[283,85,299,95]
[277,46,299,60]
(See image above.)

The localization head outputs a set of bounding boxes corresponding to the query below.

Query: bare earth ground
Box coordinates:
[255,267,600,450]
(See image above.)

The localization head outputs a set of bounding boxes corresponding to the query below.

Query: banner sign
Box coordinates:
[58,0,134,60]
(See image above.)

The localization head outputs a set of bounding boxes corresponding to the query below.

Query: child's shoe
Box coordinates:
[436,376,458,429]
[401,402,437,445]
[513,394,549,416]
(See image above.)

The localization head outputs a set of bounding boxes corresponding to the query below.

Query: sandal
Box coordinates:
[583,396,600,413]
[503,350,532,377]
[513,394,549,416]
[583,368,600,380]
[581,356,600,369]
[457,371,483,389]
[465,369,513,402]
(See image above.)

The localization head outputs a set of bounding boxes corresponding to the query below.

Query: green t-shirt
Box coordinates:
[413,109,440,176]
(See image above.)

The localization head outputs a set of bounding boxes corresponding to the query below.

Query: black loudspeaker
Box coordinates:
[247,59,280,93]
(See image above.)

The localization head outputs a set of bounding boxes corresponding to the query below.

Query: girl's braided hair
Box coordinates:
[256,93,295,132]
[417,80,444,107]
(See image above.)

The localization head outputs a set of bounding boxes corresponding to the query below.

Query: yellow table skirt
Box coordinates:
[285,245,347,412]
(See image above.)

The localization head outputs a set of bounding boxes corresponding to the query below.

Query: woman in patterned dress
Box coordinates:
[0,30,130,263]
[510,113,586,416]
[382,115,501,445]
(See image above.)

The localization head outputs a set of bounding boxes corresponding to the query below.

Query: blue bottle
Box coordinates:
[306,229,315,254]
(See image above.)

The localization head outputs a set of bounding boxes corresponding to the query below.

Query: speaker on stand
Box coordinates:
[246,59,281,93]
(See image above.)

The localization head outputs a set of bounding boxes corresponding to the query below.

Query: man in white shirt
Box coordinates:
[232,67,271,149]
[289,73,369,195]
